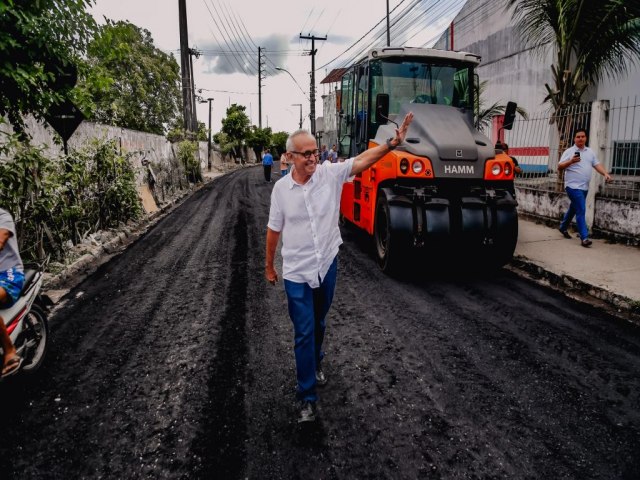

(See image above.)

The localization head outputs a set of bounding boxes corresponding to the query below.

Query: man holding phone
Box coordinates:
[558,129,612,247]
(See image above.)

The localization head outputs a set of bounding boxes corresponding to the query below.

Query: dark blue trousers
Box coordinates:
[284,256,338,402]
[560,187,589,240]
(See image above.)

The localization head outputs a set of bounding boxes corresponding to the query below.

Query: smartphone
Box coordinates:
[575,151,580,157]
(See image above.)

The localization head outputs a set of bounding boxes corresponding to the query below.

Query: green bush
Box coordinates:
[0,134,142,264]
[176,140,202,183]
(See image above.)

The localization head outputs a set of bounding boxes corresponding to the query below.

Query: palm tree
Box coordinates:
[506,0,640,113]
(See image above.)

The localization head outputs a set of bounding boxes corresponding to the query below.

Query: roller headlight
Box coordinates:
[399,158,409,174]
[504,162,512,176]
[491,164,502,176]
[412,160,424,174]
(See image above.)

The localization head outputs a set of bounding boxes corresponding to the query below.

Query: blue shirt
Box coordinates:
[262,153,273,166]
[559,145,599,190]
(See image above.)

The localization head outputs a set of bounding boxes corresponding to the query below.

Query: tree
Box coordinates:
[212,131,236,161]
[77,20,182,135]
[0,0,96,138]
[271,131,289,155]
[507,0,640,112]
[220,103,250,160]
[166,119,207,143]
[246,126,272,163]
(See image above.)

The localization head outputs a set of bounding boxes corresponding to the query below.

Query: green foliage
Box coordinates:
[0,132,142,263]
[221,103,250,159]
[212,131,236,158]
[166,120,207,143]
[0,0,96,137]
[507,0,640,111]
[197,121,208,142]
[0,132,57,260]
[271,131,289,155]
[77,19,182,135]
[246,126,272,163]
[176,140,202,183]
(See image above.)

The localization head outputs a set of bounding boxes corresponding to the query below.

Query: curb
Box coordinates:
[508,255,640,323]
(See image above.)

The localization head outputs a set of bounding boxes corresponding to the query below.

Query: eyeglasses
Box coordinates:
[289,149,320,159]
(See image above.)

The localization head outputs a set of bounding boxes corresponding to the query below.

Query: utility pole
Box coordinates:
[386,0,391,46]
[199,97,213,170]
[188,47,201,132]
[299,34,326,136]
[258,47,266,128]
[292,103,302,129]
[178,0,194,133]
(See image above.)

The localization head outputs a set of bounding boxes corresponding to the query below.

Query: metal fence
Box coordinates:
[491,99,640,202]
[602,96,640,201]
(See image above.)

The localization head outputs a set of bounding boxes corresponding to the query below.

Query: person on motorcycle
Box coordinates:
[0,208,25,378]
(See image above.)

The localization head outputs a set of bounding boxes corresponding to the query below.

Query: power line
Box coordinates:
[218,1,262,72]
[201,0,254,75]
[308,7,326,34]
[300,7,315,34]
[207,0,258,74]
[317,0,410,70]
[225,1,280,75]
[405,0,460,47]
[401,0,463,46]
[333,0,422,69]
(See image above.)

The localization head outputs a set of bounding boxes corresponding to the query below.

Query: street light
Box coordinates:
[275,67,310,101]
[199,97,214,171]
[291,103,303,129]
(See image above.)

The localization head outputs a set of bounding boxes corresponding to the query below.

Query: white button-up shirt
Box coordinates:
[267,158,354,287]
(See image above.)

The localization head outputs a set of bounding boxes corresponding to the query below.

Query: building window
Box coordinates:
[612,141,640,176]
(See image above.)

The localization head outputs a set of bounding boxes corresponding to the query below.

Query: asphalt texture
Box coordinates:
[1,166,639,479]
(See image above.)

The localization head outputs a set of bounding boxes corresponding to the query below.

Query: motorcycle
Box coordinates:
[1,268,49,381]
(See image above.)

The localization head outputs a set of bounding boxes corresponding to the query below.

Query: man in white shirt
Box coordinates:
[557,129,612,247]
[265,112,414,423]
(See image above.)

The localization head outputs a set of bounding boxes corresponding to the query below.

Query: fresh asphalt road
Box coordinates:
[1,166,639,479]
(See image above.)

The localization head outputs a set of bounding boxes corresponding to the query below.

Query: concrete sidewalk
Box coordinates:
[511,218,640,318]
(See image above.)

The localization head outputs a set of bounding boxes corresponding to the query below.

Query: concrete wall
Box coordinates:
[516,187,568,221]
[1,116,215,186]
[433,0,639,128]
[516,186,640,243]
[593,197,640,239]
[433,0,554,121]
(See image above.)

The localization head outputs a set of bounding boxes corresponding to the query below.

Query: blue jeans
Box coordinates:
[560,187,589,240]
[284,256,338,402]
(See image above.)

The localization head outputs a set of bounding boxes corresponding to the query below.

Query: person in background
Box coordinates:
[280,151,289,176]
[500,142,522,175]
[265,112,414,423]
[0,208,25,379]
[320,145,328,164]
[262,148,274,182]
[329,144,338,163]
[557,129,612,247]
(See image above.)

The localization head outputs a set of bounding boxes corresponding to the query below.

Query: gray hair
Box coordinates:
[286,129,314,152]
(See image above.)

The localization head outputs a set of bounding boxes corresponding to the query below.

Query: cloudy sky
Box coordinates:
[90,0,465,134]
